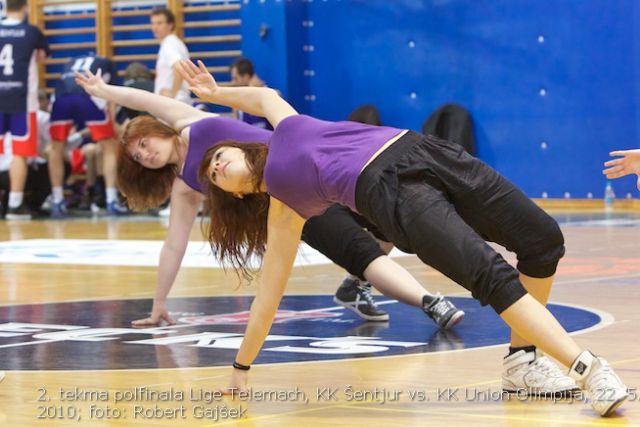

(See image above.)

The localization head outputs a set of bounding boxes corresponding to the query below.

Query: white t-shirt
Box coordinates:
[155,34,192,105]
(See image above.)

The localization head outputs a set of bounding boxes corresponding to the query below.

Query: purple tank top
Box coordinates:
[181,116,271,192]
[265,115,403,218]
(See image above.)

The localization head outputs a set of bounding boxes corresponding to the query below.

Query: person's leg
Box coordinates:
[7,112,39,219]
[355,133,628,415]
[85,96,127,215]
[82,143,97,188]
[47,139,67,216]
[501,294,628,416]
[49,97,77,217]
[440,145,565,350]
[302,205,389,321]
[98,136,127,215]
[302,205,463,327]
[8,155,27,199]
[95,136,126,214]
[24,162,52,211]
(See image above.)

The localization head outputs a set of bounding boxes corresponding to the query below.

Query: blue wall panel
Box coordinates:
[243,0,640,199]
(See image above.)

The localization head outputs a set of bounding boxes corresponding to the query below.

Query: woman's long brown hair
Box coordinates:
[118,116,181,211]
[198,141,270,280]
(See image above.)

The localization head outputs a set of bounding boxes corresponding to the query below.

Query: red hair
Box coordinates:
[117,116,180,211]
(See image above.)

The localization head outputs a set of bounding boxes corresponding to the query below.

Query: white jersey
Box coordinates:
[154,34,191,105]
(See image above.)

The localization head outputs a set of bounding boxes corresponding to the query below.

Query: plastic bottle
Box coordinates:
[604,180,615,211]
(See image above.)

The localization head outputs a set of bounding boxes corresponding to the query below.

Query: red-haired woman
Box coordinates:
[74,70,466,330]
[176,59,628,417]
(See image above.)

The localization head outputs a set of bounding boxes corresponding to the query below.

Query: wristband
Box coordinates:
[233,361,250,371]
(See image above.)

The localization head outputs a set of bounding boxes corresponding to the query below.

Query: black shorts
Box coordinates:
[301,204,387,280]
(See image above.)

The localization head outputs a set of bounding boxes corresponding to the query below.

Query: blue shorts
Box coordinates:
[50,93,115,142]
[0,111,38,156]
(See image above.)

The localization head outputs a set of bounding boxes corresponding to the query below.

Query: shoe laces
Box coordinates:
[530,355,561,376]
[356,283,376,307]
[429,297,452,317]
[587,361,621,390]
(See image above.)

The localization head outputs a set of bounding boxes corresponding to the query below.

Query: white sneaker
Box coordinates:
[503,349,579,396]
[569,351,628,417]
[158,206,170,217]
[0,371,4,383]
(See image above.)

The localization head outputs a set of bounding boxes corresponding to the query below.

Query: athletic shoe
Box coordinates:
[333,278,389,322]
[158,205,171,217]
[106,200,130,216]
[50,200,68,218]
[5,204,32,220]
[422,295,465,329]
[569,350,628,416]
[503,349,579,396]
[0,371,4,383]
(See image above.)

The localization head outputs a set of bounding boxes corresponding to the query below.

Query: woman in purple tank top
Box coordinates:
[74,70,465,331]
[174,59,628,417]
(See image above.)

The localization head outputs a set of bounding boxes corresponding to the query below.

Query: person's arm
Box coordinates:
[132,178,203,327]
[177,60,297,129]
[603,149,640,189]
[75,69,214,131]
[36,49,47,63]
[167,65,185,99]
[226,198,305,391]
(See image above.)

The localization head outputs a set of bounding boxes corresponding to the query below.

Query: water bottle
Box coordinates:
[604,180,615,211]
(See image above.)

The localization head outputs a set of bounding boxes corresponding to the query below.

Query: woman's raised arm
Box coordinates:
[75,69,214,131]
[176,59,297,129]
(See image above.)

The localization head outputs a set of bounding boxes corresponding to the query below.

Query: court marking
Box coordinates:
[0,298,610,372]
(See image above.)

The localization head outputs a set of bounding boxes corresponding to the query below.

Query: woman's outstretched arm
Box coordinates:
[226,198,305,391]
[132,179,203,327]
[75,69,214,131]
[176,59,297,129]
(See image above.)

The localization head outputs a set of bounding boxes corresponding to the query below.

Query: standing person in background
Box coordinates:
[230,57,271,130]
[49,54,128,216]
[1,89,56,219]
[0,0,49,220]
[151,8,191,104]
[151,7,191,216]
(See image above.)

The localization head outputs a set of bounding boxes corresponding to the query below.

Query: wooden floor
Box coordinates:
[0,209,639,426]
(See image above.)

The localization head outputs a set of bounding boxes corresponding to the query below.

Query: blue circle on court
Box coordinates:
[0,296,602,370]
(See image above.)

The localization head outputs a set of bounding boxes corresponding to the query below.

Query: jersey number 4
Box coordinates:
[0,44,14,76]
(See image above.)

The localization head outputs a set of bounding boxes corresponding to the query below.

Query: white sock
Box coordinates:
[106,188,118,204]
[52,187,64,204]
[8,192,23,209]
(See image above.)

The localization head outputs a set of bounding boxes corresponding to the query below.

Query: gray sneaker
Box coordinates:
[423,295,464,329]
[333,278,389,322]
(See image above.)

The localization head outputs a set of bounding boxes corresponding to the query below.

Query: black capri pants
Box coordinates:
[302,204,387,280]
[355,131,565,313]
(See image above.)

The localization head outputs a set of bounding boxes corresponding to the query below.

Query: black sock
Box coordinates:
[506,345,536,358]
